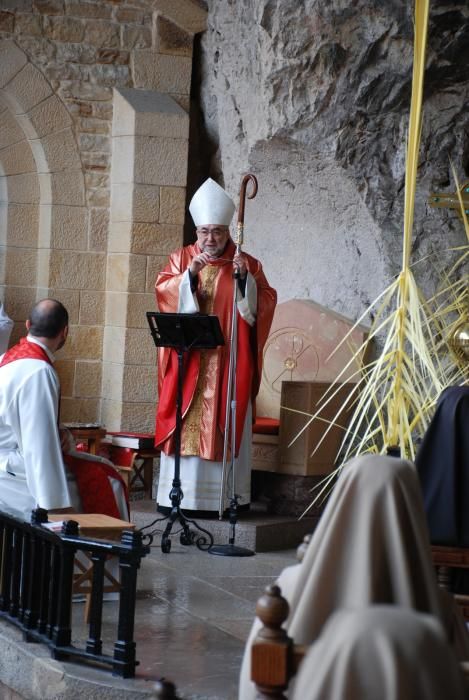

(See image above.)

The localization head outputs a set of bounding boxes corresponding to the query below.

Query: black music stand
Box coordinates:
[144,312,224,553]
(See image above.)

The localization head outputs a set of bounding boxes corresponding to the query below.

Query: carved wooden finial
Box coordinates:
[252,585,292,699]
[256,584,289,640]
[152,679,179,699]
[296,533,312,562]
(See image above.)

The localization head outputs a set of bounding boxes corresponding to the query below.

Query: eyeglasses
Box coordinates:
[196,227,228,239]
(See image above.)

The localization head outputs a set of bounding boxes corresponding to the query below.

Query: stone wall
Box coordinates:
[196,1,469,320]
[0,0,206,430]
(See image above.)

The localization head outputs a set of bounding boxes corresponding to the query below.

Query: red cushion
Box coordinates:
[108,446,135,467]
[106,431,154,438]
[252,417,280,435]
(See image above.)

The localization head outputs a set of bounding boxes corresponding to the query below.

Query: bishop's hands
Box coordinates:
[189,251,213,276]
[233,252,247,279]
[189,253,248,280]
[189,251,248,279]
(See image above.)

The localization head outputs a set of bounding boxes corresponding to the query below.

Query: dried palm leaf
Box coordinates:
[289,0,460,515]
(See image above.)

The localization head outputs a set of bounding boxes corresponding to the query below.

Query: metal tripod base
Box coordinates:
[140,486,214,553]
[209,543,255,557]
[159,503,214,553]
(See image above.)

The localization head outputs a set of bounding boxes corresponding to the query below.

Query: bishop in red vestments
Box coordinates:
[155,178,276,515]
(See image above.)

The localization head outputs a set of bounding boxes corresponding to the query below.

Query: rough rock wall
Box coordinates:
[197,1,469,320]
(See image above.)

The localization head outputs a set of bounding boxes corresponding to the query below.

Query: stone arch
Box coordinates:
[0,39,105,424]
[0,86,42,335]
[0,39,86,334]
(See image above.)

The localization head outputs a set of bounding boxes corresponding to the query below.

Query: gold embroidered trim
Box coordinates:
[181,265,219,456]
[198,265,219,313]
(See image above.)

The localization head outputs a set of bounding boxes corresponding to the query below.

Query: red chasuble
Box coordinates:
[1,338,127,518]
[154,239,277,461]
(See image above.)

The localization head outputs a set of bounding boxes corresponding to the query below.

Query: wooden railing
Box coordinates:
[0,506,149,678]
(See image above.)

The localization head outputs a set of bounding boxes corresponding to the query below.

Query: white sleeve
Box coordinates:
[0,303,13,328]
[178,269,200,313]
[12,366,71,510]
[0,304,13,354]
[236,272,257,326]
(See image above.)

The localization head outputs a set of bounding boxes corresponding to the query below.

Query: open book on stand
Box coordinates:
[107,432,155,450]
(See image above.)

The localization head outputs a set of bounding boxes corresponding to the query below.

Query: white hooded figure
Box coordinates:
[292,607,467,700]
[240,454,469,699]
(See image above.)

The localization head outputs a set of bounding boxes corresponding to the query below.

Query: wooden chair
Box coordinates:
[108,445,158,500]
[68,427,158,501]
[67,425,107,454]
[432,545,469,620]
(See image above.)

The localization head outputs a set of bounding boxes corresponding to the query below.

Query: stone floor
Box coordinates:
[128,539,297,698]
[0,509,300,700]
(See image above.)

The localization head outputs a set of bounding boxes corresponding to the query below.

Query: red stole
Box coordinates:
[0,337,52,367]
[1,337,128,518]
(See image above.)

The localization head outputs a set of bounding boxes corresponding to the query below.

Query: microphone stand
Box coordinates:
[210,174,258,558]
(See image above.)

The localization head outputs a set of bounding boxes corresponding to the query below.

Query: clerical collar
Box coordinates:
[26,336,55,363]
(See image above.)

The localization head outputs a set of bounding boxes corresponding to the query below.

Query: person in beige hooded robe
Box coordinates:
[239,454,469,699]
[292,606,466,700]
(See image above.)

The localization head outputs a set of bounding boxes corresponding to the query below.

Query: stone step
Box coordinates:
[130,499,317,552]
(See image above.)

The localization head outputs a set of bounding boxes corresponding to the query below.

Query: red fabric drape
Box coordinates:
[63,454,128,519]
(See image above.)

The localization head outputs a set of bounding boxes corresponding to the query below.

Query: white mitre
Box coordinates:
[189,178,235,226]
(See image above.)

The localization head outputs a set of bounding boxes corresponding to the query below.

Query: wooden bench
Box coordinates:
[432,545,469,620]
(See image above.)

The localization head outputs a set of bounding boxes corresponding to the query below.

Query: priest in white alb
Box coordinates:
[0,299,128,521]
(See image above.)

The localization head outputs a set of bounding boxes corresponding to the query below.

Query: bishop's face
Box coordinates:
[196,225,230,258]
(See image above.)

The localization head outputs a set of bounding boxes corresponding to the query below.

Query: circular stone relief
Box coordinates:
[262,328,320,396]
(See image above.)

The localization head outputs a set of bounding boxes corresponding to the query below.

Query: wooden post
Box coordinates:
[152,679,180,699]
[296,533,312,563]
[251,584,291,699]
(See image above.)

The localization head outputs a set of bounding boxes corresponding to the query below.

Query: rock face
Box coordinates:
[196,1,469,319]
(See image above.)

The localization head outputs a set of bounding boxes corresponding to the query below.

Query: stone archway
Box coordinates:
[0,39,103,424]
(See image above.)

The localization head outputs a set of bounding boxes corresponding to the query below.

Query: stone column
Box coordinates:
[102,87,189,432]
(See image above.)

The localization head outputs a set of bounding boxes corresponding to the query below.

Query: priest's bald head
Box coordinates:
[26,299,69,352]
